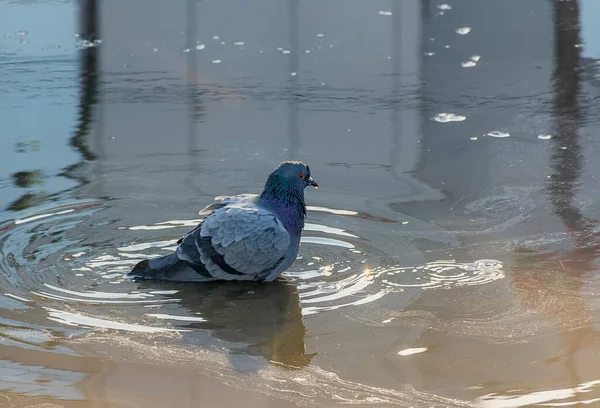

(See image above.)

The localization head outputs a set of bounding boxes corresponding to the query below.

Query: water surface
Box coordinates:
[2,0,600,407]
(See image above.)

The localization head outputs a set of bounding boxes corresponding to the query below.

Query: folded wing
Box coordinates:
[176,204,290,280]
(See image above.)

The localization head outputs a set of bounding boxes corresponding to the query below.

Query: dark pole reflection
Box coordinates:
[548,0,586,245]
[8,0,101,212]
[287,0,299,159]
[549,1,586,395]
[512,1,597,400]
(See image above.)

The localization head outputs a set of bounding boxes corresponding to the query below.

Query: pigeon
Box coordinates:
[125,161,318,282]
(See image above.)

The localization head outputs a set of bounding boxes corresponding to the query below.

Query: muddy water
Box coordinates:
[2,0,600,407]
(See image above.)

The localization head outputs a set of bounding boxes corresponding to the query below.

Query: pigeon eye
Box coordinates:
[298,173,305,179]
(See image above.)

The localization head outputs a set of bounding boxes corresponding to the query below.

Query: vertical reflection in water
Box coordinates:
[74,0,104,198]
[549,0,588,245]
[185,2,201,405]
[390,0,402,179]
[184,0,205,198]
[389,1,423,181]
[287,0,299,159]
[549,0,586,397]
[76,2,111,400]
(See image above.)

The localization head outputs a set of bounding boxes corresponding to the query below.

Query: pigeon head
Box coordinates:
[258,161,317,233]
[268,161,318,191]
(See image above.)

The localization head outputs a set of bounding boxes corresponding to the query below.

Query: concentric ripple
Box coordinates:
[0,199,506,327]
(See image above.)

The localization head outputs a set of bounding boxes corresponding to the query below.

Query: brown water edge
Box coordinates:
[53,327,473,408]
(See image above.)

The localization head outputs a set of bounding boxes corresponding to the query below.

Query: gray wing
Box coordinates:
[177,194,258,245]
[176,204,290,281]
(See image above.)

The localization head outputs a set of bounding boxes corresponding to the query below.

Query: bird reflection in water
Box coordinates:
[136,280,316,370]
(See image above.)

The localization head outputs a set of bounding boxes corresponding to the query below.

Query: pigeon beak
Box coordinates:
[307,177,318,188]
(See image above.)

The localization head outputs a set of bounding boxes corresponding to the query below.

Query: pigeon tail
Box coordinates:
[125,253,216,282]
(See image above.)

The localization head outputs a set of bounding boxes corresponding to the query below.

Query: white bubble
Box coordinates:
[316,33,324,38]
[456,27,471,35]
[290,72,297,76]
[377,10,392,16]
[195,44,206,50]
[182,48,191,53]
[282,49,291,54]
[470,136,478,141]
[538,134,552,140]
[444,45,451,49]
[233,41,245,46]
[212,59,222,64]
[486,131,510,138]
[16,30,28,36]
[461,61,476,68]
[424,52,435,56]
[153,48,159,52]
[471,55,481,62]
[212,35,219,40]
[398,347,428,356]
[437,4,452,10]
[305,50,311,53]
[431,113,466,123]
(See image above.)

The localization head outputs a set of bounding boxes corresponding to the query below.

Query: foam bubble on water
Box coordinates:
[538,134,552,140]
[196,44,206,50]
[316,33,324,38]
[305,50,311,54]
[212,59,222,64]
[212,35,219,40]
[456,27,471,35]
[431,113,466,123]
[153,48,159,52]
[424,52,435,56]
[282,49,291,54]
[377,11,392,16]
[233,41,244,46]
[437,4,452,10]
[398,347,428,356]
[486,131,510,138]
[182,48,191,53]
[290,72,297,76]
[461,61,476,68]
[470,136,478,141]
[444,45,451,49]
[16,30,28,36]
[471,55,481,62]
